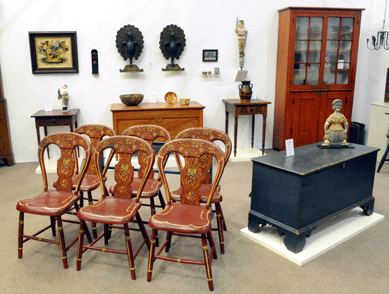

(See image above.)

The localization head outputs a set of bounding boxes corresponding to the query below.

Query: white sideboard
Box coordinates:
[367,102,389,162]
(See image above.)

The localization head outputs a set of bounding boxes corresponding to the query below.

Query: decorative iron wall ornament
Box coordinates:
[116,24,144,72]
[159,24,186,71]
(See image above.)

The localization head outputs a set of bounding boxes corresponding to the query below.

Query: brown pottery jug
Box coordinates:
[239,80,253,101]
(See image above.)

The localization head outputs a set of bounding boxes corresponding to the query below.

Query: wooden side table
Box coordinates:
[31,109,79,159]
[111,102,205,138]
[222,99,271,157]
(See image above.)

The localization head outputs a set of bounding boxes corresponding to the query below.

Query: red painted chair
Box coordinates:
[71,124,116,237]
[171,127,231,254]
[120,125,171,217]
[147,139,226,291]
[16,132,92,269]
[76,136,154,280]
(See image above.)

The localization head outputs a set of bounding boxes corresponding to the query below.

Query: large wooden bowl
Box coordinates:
[120,94,144,106]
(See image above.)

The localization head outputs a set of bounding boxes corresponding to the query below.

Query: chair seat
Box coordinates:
[171,184,222,203]
[16,190,79,216]
[109,178,162,198]
[77,196,141,224]
[149,203,212,234]
[72,174,106,191]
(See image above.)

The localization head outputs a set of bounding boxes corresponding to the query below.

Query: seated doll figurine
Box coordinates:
[322,99,349,147]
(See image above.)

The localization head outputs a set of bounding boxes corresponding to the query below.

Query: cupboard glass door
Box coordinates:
[324,17,354,85]
[293,17,323,86]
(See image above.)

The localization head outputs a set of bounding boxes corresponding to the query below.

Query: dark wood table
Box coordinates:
[222,99,271,157]
[31,109,79,159]
[248,143,379,253]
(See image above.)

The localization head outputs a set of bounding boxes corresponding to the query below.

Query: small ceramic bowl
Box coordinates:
[120,94,144,106]
[180,98,190,105]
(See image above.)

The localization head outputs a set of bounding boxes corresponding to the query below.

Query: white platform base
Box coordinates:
[35,156,84,174]
[229,148,265,162]
[240,209,384,266]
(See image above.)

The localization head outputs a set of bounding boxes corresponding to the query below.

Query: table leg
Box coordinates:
[234,115,238,157]
[251,115,255,149]
[225,110,229,135]
[44,126,50,159]
[262,114,267,155]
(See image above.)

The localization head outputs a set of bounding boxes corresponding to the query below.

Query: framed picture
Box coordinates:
[203,49,218,62]
[29,31,79,74]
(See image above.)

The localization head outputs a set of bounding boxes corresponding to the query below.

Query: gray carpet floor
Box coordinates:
[1,155,388,294]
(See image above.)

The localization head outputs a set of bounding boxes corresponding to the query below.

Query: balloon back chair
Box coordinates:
[76,136,154,280]
[71,124,116,238]
[16,132,92,269]
[121,125,171,217]
[172,127,231,254]
[147,138,226,291]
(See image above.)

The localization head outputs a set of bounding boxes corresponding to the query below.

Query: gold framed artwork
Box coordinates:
[29,31,79,74]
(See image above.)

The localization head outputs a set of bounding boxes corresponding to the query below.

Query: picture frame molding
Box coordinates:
[202,49,218,62]
[28,31,79,74]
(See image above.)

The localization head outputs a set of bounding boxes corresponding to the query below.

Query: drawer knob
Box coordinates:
[156,117,162,122]
[250,108,254,112]
[52,119,56,123]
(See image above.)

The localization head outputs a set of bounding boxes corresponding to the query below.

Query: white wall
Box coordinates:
[0,0,386,163]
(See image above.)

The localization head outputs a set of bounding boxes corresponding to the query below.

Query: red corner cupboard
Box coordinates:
[273,7,364,150]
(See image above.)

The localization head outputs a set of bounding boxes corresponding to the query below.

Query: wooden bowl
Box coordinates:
[180,98,190,105]
[120,94,144,106]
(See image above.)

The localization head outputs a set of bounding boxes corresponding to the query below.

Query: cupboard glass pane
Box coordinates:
[307,64,319,85]
[327,17,340,39]
[337,69,349,84]
[341,18,354,40]
[325,40,338,62]
[295,41,307,62]
[308,41,321,62]
[293,65,306,85]
[296,17,309,39]
[324,66,336,84]
[310,18,323,40]
[340,40,352,51]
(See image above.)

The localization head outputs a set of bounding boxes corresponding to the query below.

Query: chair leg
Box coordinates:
[207,232,217,260]
[76,221,85,271]
[158,190,165,209]
[201,234,214,291]
[215,203,225,254]
[50,216,56,236]
[377,143,389,173]
[135,212,150,249]
[165,231,172,253]
[56,216,68,269]
[18,212,24,259]
[104,224,110,245]
[78,191,83,207]
[149,198,159,247]
[147,229,158,282]
[124,223,136,280]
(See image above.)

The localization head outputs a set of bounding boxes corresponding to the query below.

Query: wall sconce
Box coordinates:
[367,0,389,50]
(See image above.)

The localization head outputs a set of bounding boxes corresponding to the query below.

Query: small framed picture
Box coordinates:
[29,31,79,74]
[202,49,218,62]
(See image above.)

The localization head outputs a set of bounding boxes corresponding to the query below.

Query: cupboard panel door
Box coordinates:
[292,92,321,147]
